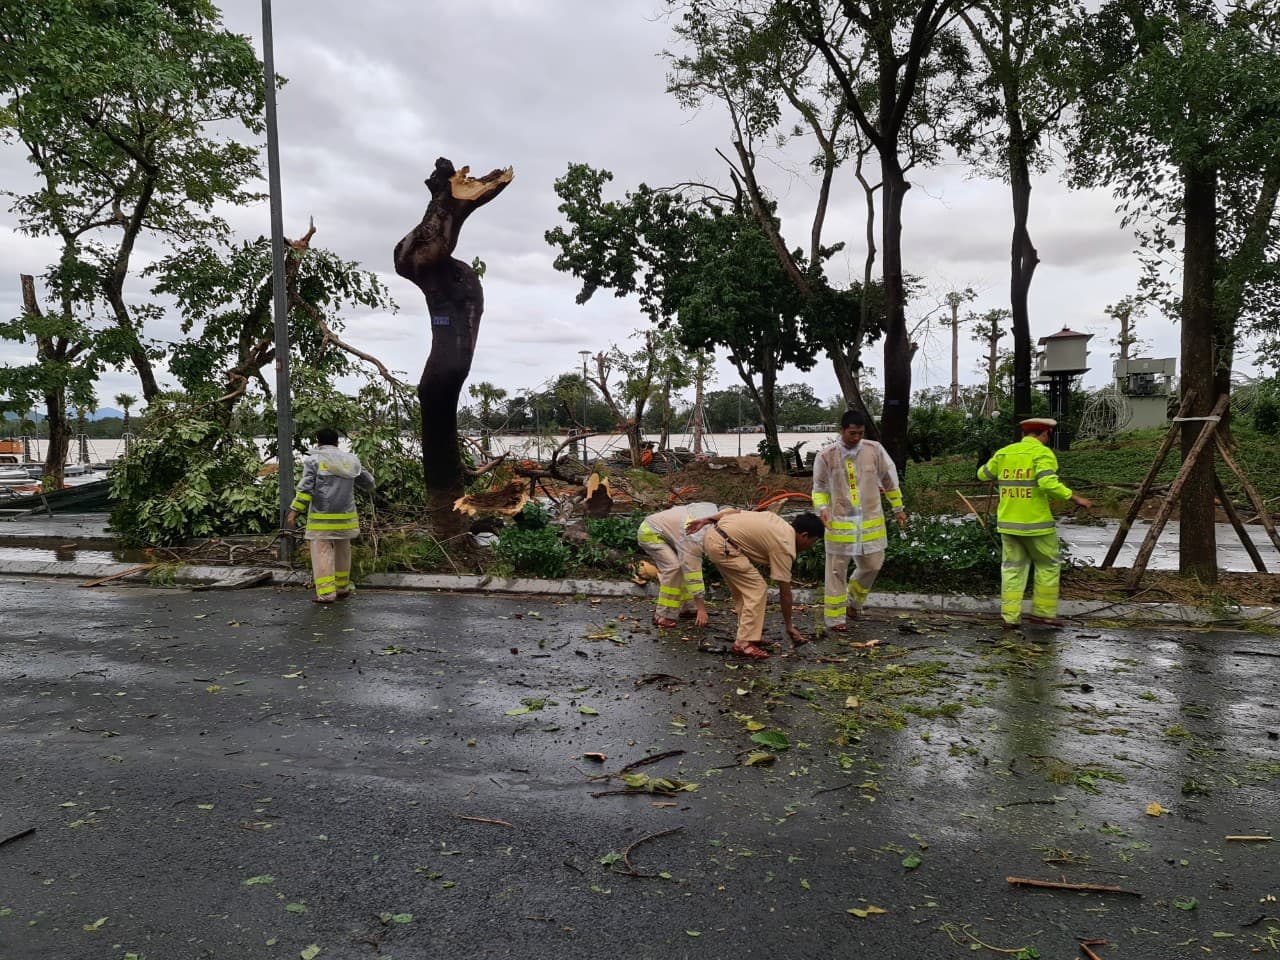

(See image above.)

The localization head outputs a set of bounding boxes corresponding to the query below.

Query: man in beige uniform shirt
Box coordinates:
[687,510,824,660]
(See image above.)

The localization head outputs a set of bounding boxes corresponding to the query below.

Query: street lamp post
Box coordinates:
[261,0,294,562]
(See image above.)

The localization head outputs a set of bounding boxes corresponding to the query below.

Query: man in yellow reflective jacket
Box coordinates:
[286,427,375,604]
[811,410,907,631]
[979,418,1091,628]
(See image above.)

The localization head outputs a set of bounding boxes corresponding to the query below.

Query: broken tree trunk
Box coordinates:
[394,158,514,538]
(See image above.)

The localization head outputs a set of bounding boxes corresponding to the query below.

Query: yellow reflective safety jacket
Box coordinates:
[290,445,375,540]
[811,438,903,556]
[978,437,1073,536]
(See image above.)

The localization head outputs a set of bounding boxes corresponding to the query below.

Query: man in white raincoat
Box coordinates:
[811,410,907,631]
[637,502,735,628]
[286,427,375,604]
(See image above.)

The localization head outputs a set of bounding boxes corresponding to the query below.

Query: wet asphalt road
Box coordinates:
[1,578,1278,960]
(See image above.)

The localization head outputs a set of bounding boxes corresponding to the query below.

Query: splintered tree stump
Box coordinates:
[394,158,513,537]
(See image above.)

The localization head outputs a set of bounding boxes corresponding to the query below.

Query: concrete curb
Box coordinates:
[1,555,1276,628]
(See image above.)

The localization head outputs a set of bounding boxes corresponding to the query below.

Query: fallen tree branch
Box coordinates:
[1006,876,1141,897]
[611,827,683,878]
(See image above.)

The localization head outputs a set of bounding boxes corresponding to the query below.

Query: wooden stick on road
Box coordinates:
[1006,876,1141,896]
[79,564,156,588]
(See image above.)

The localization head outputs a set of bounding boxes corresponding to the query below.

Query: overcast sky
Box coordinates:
[1,0,1241,415]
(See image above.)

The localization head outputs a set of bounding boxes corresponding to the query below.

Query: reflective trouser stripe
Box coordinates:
[999,533,1061,623]
[997,519,1057,534]
[823,550,885,624]
[637,522,664,545]
[639,538,695,619]
[335,571,349,589]
[314,574,337,598]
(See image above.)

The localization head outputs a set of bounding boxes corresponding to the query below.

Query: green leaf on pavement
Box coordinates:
[243,875,275,886]
[902,854,922,869]
[750,731,790,751]
[300,946,321,960]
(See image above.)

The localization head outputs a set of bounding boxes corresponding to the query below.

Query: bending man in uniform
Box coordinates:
[811,410,907,631]
[637,502,734,628]
[286,427,375,604]
[979,417,1091,629]
[686,510,824,660]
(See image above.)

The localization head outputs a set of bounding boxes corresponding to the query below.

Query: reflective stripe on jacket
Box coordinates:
[811,438,903,554]
[978,437,1072,536]
[291,445,375,540]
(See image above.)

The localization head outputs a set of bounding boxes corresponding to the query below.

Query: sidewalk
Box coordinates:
[0,512,1275,627]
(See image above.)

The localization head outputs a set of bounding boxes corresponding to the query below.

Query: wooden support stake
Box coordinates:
[1101,391,1194,569]
[1126,394,1229,590]
[1215,434,1280,554]
[1214,473,1267,572]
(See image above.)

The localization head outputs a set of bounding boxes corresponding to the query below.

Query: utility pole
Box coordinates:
[261,0,294,561]
[578,349,591,463]
[947,293,961,408]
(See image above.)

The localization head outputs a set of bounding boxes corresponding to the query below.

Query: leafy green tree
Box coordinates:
[787,0,970,469]
[951,0,1073,422]
[547,164,814,468]
[0,274,107,486]
[775,382,825,428]
[1068,0,1280,580]
[586,329,695,464]
[665,1,887,432]
[152,227,394,417]
[0,0,268,402]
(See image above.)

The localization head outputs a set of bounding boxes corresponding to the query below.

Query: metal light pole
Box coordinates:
[578,349,591,463]
[261,0,294,560]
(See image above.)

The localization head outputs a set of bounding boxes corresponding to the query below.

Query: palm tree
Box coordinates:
[114,394,136,435]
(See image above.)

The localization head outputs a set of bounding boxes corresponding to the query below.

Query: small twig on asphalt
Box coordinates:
[1231,649,1280,658]
[611,826,683,878]
[999,798,1061,808]
[1078,941,1105,960]
[590,788,680,799]
[1006,876,1141,897]
[0,827,35,849]
[457,815,515,828]
[940,922,1037,955]
[617,749,685,776]
[1225,834,1273,842]
[811,782,857,798]
[635,673,684,687]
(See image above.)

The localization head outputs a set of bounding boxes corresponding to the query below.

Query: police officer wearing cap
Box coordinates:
[978,418,1092,629]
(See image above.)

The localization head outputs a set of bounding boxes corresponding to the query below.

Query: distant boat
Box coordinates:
[0,478,114,516]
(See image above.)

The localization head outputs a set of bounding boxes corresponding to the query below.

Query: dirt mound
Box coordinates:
[652,457,815,510]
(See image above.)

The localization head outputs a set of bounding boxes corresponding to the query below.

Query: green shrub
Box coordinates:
[351,533,445,579]
[878,515,1001,594]
[513,501,551,530]
[109,399,277,547]
[496,525,569,578]
[585,512,643,550]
